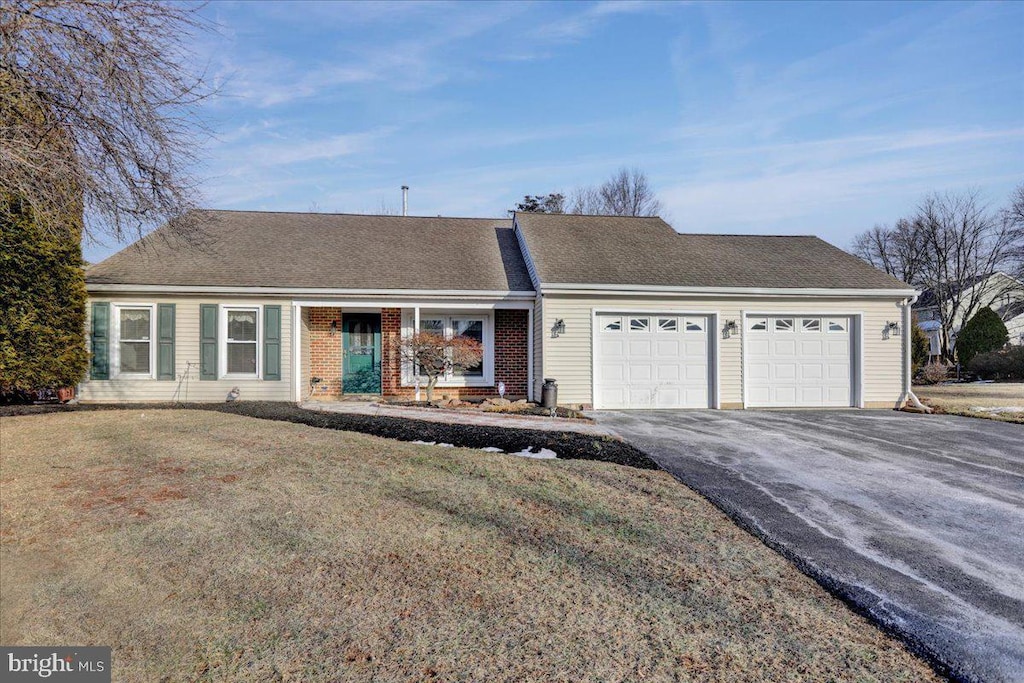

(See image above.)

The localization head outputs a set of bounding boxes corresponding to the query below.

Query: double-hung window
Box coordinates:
[115,305,155,377]
[408,313,492,385]
[222,306,261,377]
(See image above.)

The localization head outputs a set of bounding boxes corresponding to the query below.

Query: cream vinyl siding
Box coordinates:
[540,293,906,408]
[533,297,544,398]
[80,295,293,402]
[299,307,312,400]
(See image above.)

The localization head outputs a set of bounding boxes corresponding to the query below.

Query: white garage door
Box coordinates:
[596,314,711,409]
[746,315,854,407]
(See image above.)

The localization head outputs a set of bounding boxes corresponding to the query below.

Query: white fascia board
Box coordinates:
[540,283,918,298]
[291,300,535,310]
[87,283,537,300]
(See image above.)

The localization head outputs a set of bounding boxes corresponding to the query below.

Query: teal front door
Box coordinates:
[342,314,382,394]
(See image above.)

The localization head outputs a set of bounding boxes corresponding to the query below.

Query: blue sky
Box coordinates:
[86,1,1024,262]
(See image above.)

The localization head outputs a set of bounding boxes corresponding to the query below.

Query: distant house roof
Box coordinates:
[915,272,1024,311]
[514,212,912,290]
[86,211,534,292]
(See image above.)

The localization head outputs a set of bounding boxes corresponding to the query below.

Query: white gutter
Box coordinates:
[900,292,932,413]
[86,283,537,299]
[539,283,918,298]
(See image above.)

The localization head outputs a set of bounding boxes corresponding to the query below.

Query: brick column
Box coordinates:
[308,308,343,399]
[494,309,528,397]
[381,308,403,396]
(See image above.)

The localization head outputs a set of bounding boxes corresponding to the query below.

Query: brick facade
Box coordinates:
[306,306,530,401]
[307,307,343,399]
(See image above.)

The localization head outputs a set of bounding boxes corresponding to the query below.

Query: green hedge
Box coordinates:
[0,194,88,391]
[968,346,1024,381]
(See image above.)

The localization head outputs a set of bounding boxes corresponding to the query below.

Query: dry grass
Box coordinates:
[915,382,1024,423]
[1,411,939,682]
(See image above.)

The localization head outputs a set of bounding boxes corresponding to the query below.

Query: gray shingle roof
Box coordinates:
[86,211,534,292]
[514,212,912,290]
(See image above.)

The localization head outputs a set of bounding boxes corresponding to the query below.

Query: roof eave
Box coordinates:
[538,283,918,298]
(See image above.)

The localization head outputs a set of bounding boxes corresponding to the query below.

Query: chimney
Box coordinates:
[401,185,409,216]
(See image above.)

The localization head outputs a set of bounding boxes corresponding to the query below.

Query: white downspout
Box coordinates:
[901,293,932,413]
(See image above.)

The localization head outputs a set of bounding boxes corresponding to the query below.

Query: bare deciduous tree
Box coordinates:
[852,187,1024,359]
[392,331,483,403]
[850,218,927,285]
[1001,183,1024,278]
[916,190,1020,358]
[1,0,214,243]
[569,167,663,217]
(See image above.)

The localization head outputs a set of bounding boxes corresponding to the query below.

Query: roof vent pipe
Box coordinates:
[401,185,409,216]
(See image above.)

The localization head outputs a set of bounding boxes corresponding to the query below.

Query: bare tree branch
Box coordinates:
[569,167,663,217]
[1,0,216,243]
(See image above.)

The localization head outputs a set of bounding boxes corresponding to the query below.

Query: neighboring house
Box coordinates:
[914,272,1024,359]
[82,211,918,410]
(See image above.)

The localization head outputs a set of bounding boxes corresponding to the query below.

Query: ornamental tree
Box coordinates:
[393,331,483,403]
[955,307,1008,367]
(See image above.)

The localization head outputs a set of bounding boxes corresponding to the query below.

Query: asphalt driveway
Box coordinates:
[593,410,1024,683]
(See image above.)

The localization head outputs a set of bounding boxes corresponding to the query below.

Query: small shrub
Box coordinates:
[910,320,930,373]
[955,307,1008,367]
[917,362,949,385]
[968,346,1024,381]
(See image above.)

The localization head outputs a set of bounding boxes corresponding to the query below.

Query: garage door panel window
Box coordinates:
[802,318,821,332]
[603,317,622,332]
[749,318,767,331]
[657,317,677,332]
[685,318,704,332]
[774,318,794,332]
[629,317,650,332]
[828,319,847,333]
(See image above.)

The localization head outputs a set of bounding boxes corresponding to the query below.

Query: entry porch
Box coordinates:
[294,303,533,402]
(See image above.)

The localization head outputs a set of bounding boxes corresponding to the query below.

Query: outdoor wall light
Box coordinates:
[723,320,738,339]
[551,319,566,338]
[883,321,900,339]
[330,319,339,335]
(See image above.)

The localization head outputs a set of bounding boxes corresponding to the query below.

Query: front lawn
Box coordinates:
[915,382,1024,423]
[1,411,938,682]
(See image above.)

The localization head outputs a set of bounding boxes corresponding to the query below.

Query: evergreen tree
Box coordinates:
[955,307,1008,367]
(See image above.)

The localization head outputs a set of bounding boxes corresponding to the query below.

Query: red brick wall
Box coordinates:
[308,307,343,399]
[494,309,529,396]
[306,307,530,401]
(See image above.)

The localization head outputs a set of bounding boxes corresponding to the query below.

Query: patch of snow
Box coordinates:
[411,440,436,445]
[480,446,504,453]
[437,443,454,448]
[512,447,558,460]
[971,406,1024,414]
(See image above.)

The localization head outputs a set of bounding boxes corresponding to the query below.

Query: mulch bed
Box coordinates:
[0,401,659,470]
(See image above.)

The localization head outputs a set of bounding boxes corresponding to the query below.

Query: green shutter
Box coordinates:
[90,302,110,380]
[263,305,282,381]
[157,304,176,380]
[200,304,218,380]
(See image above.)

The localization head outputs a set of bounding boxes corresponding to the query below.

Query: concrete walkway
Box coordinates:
[301,401,615,436]
[594,409,1024,683]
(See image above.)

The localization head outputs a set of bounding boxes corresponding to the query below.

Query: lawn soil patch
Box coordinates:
[0,401,658,469]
